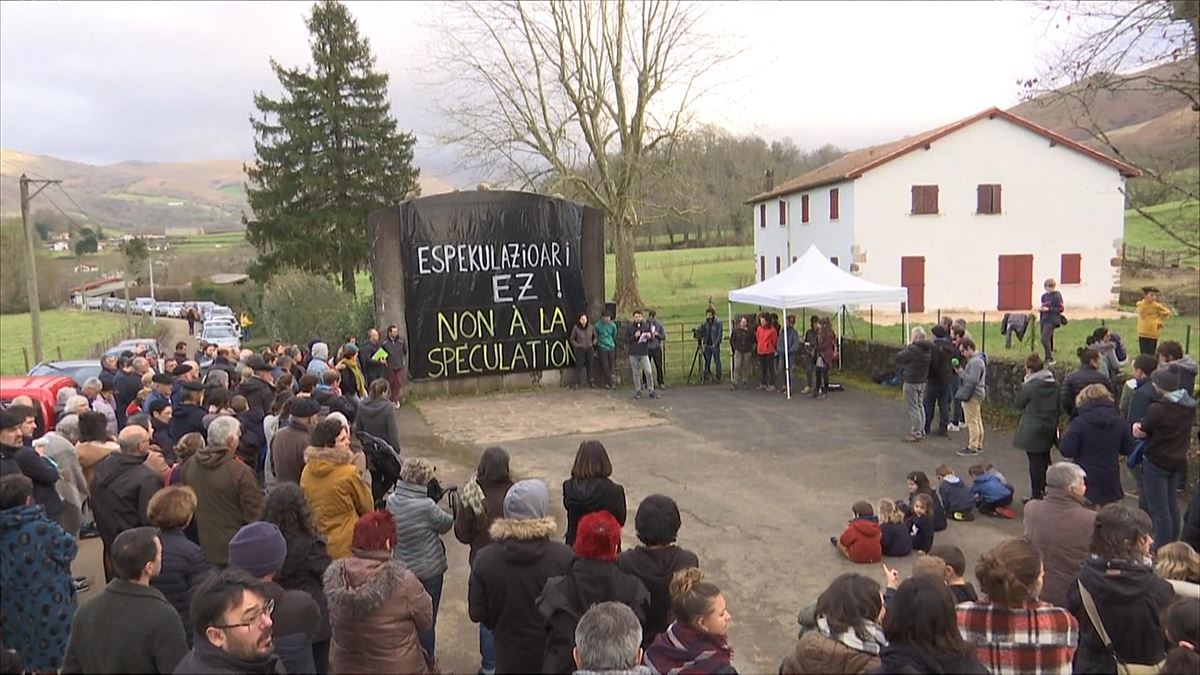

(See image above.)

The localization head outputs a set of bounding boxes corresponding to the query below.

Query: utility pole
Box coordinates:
[19,174,62,364]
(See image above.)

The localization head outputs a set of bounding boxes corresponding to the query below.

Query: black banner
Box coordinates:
[399,191,588,380]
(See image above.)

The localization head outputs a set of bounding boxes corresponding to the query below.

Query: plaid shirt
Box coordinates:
[957,600,1078,675]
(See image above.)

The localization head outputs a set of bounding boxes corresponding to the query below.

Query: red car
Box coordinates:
[0,375,77,435]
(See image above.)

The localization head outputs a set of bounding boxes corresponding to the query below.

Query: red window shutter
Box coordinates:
[760,256,766,281]
[929,186,938,214]
[759,203,766,228]
[977,184,990,214]
[801,194,810,223]
[779,200,787,225]
[913,185,939,215]
[991,184,1002,213]
[829,188,840,220]
[911,186,921,214]
[1061,253,1081,284]
[776,256,782,274]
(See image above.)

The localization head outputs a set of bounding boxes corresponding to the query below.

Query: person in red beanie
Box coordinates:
[832,501,883,564]
[538,511,651,673]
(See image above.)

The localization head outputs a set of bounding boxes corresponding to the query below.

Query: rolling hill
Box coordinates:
[0,148,459,234]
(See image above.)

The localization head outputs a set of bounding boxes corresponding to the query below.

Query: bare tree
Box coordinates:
[434,0,731,311]
[1023,0,1199,252]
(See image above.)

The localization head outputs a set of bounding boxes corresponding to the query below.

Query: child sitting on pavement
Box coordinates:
[905,493,936,553]
[831,501,883,563]
[935,464,976,522]
[929,544,978,603]
[967,464,1016,518]
[897,470,947,532]
[877,499,912,558]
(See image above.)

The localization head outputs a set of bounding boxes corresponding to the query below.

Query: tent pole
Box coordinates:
[783,307,791,400]
[839,305,845,371]
[727,302,733,383]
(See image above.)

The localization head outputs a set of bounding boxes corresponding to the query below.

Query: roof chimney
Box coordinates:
[762,170,775,192]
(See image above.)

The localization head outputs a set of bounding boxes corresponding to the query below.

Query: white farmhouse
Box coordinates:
[747,108,1139,313]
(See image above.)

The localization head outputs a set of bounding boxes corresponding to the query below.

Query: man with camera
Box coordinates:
[696,307,724,383]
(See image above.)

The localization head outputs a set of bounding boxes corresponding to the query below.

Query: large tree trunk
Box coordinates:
[340,258,356,296]
[613,218,642,314]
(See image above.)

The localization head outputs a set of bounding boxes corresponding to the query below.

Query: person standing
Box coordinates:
[186,305,197,336]
[1024,463,1096,607]
[755,313,779,392]
[1157,340,1198,395]
[1038,278,1065,364]
[146,486,211,646]
[775,314,800,395]
[268,397,320,487]
[569,313,597,389]
[729,315,755,390]
[381,325,409,407]
[896,326,932,442]
[301,419,374,559]
[1136,286,1173,356]
[876,578,988,674]
[0,407,63,522]
[618,494,700,648]
[0,474,77,673]
[1060,384,1133,507]
[647,309,668,390]
[562,440,627,546]
[173,569,288,674]
[628,310,659,400]
[1013,354,1060,500]
[644,568,737,674]
[91,425,162,581]
[922,325,955,437]
[1133,368,1197,548]
[954,338,987,457]
[114,355,142,429]
[697,307,724,384]
[813,317,837,400]
[179,416,264,565]
[62,527,189,674]
[594,311,618,389]
[353,379,402,457]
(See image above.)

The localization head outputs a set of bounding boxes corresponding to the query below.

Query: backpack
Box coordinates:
[929,340,955,382]
[355,431,402,505]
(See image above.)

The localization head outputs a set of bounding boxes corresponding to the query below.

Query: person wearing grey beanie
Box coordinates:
[227,522,321,675]
[469,479,573,673]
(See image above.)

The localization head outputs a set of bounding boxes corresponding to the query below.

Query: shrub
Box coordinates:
[259,271,369,345]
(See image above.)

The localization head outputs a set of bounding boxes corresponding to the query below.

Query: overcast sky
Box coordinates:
[0,1,1054,184]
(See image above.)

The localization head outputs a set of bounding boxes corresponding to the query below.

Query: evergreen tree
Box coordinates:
[245,0,419,294]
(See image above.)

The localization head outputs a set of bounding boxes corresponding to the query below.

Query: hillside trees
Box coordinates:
[436,0,730,311]
[245,0,419,294]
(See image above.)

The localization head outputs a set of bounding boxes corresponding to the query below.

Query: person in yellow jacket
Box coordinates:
[301,418,373,559]
[1135,286,1173,355]
[239,311,254,341]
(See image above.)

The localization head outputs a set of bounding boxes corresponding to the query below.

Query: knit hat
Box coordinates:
[0,409,21,430]
[227,522,287,578]
[1152,367,1181,392]
[504,479,550,520]
[573,511,621,561]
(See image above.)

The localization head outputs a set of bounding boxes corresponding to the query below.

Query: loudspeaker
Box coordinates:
[604,301,617,318]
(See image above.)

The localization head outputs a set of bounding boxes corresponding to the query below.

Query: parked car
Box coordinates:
[208,305,235,320]
[134,297,156,315]
[203,316,240,332]
[85,297,103,310]
[27,359,102,387]
[199,324,240,351]
[101,297,121,312]
[154,301,174,317]
[1,375,77,433]
[105,338,162,367]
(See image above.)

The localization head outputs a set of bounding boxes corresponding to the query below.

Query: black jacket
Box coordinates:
[1065,557,1176,673]
[617,545,700,647]
[151,417,176,464]
[276,532,333,643]
[927,338,955,386]
[150,528,212,646]
[380,336,408,371]
[871,641,988,674]
[468,516,573,674]
[1060,399,1132,506]
[0,442,62,519]
[628,320,650,357]
[538,557,650,673]
[895,340,932,385]
[89,452,160,549]
[1183,487,1200,551]
[169,402,208,446]
[114,369,143,427]
[1061,365,1112,419]
[562,477,627,546]
[1139,395,1197,473]
[62,579,188,674]
[313,388,357,422]
[237,376,273,452]
[360,341,387,382]
[172,636,286,675]
[260,580,320,675]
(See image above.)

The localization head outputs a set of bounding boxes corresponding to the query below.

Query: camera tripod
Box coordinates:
[686,338,705,384]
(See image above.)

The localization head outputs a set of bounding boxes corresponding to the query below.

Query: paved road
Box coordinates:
[70,370,1065,673]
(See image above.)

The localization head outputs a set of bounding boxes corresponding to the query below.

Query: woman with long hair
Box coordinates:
[877,577,987,673]
[562,440,627,546]
[263,483,332,673]
[780,573,886,674]
[903,470,947,532]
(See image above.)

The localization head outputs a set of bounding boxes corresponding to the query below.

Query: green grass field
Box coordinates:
[0,310,131,374]
[1123,199,1200,268]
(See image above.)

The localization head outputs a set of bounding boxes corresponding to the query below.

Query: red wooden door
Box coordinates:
[997,254,1033,310]
[900,256,925,313]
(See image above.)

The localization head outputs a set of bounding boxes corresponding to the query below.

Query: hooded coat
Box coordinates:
[562,476,627,546]
[468,516,574,673]
[169,401,208,446]
[0,504,76,671]
[385,480,453,581]
[839,517,883,563]
[179,444,263,564]
[76,439,119,486]
[539,557,651,673]
[275,531,332,644]
[780,629,882,675]
[89,451,160,550]
[301,445,374,559]
[324,550,432,675]
[149,527,211,646]
[1060,399,1133,505]
[618,545,700,647]
[1012,368,1060,453]
[354,395,401,457]
[1064,557,1176,673]
[1061,365,1111,419]
[1166,356,1197,395]
[1139,390,1197,473]
[871,642,988,675]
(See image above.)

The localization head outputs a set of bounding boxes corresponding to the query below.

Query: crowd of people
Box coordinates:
[1,295,1199,675]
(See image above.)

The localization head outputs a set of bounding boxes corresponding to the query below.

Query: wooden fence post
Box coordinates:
[21,347,29,372]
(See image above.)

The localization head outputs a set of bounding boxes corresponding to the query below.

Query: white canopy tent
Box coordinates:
[727,245,910,398]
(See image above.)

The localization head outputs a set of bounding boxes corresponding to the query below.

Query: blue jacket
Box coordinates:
[0,504,77,671]
[1061,398,1133,506]
[969,472,1013,505]
[385,481,454,581]
[938,476,975,513]
[880,521,913,557]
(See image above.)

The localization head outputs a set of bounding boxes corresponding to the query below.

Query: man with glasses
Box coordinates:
[63,526,188,673]
[174,568,285,674]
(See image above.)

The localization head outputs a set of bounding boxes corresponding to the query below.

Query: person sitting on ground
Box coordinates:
[0,474,77,672]
[63,526,189,674]
[469,478,574,673]
[876,577,988,674]
[1060,383,1133,507]
[779,572,886,675]
[967,464,1016,519]
[228,522,321,675]
[1155,541,1200,600]
[898,470,947,532]
[928,544,978,603]
[1161,598,1200,674]
[1064,504,1176,673]
[906,493,936,553]
[957,538,1078,674]
[1023,462,1096,608]
[540,511,650,673]
[645,568,736,674]
[563,439,627,546]
[935,464,975,522]
[173,568,287,674]
[877,498,912,558]
[831,500,883,564]
[618,494,700,648]
[324,510,433,674]
[573,602,651,675]
[146,485,211,646]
